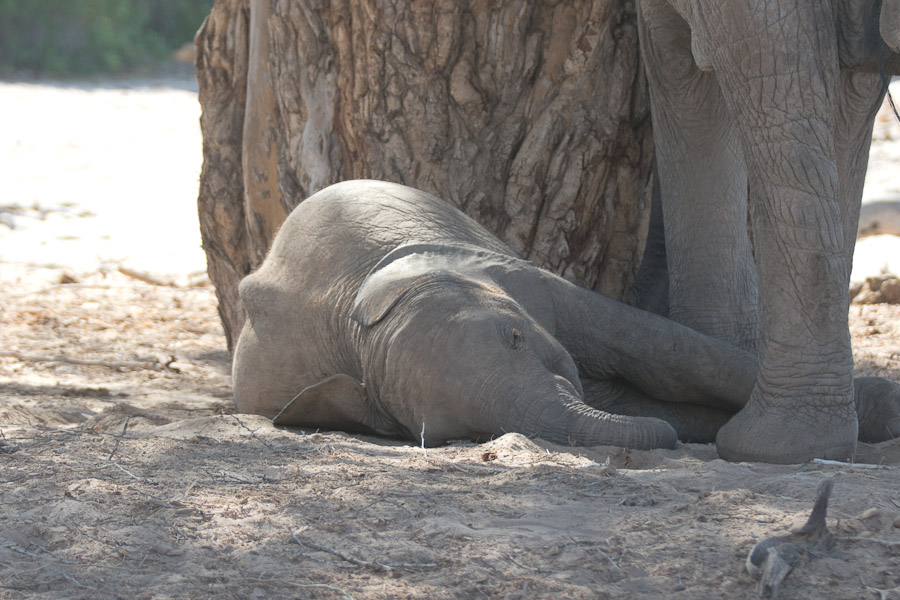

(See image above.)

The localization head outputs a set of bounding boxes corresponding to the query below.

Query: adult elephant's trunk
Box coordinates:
[492,376,678,450]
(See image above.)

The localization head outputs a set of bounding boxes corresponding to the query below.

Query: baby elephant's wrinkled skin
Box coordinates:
[232,181,900,454]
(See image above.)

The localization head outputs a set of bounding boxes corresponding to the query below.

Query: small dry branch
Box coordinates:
[249,578,356,600]
[842,536,900,547]
[811,458,883,469]
[860,576,900,600]
[0,350,172,371]
[117,266,174,287]
[289,534,436,574]
[229,414,281,454]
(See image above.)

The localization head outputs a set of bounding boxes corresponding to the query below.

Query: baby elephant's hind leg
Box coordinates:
[581,378,732,444]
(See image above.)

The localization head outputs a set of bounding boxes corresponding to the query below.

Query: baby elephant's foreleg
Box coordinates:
[548,278,756,412]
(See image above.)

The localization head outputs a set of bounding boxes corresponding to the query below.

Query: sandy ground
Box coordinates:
[0,77,206,280]
[2,76,900,599]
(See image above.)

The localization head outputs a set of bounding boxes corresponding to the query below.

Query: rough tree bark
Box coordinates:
[196,0,654,351]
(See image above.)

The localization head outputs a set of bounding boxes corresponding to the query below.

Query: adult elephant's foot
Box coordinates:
[715,391,858,464]
[854,377,900,443]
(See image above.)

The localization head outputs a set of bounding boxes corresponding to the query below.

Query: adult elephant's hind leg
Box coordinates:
[833,69,898,445]
[637,0,759,352]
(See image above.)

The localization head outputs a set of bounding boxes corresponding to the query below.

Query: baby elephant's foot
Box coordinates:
[854,376,900,442]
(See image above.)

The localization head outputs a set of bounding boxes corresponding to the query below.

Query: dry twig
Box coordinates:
[842,536,900,547]
[106,417,131,461]
[860,576,900,600]
[289,534,436,573]
[229,414,282,454]
[102,462,144,480]
[0,350,172,371]
[811,458,883,469]
[249,578,356,600]
[59,571,96,590]
[117,266,174,287]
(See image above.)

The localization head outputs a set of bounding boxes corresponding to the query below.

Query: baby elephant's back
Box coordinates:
[267,180,514,283]
[241,179,516,339]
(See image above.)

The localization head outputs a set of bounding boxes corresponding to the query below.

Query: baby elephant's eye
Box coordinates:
[506,327,525,350]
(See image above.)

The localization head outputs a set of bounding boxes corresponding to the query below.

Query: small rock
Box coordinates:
[880,278,900,303]
[867,276,884,292]
[859,507,881,520]
[851,276,900,304]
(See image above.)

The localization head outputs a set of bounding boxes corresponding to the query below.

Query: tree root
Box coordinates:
[746,478,835,597]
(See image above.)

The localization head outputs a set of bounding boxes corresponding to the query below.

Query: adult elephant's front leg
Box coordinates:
[693,0,856,463]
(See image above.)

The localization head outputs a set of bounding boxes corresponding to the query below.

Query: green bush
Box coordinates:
[0,0,213,75]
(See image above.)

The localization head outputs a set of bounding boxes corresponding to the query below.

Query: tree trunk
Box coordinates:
[196,0,654,351]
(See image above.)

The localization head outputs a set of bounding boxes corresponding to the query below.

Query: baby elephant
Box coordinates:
[233,180,900,451]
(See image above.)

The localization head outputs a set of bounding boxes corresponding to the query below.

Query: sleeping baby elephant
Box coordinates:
[233,180,900,451]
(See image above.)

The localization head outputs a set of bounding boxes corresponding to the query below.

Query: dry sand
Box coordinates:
[1,76,900,599]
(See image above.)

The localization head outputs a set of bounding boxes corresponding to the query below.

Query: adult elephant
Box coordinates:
[636,0,900,463]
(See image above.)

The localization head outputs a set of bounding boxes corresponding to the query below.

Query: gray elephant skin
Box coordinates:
[635,0,900,462]
[232,181,900,454]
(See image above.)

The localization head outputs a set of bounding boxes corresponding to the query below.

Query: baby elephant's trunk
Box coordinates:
[499,376,678,450]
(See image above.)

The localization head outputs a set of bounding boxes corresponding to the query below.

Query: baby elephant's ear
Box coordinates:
[353,243,465,326]
[352,241,497,326]
[351,252,433,327]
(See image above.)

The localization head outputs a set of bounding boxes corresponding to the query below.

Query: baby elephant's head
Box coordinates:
[352,248,598,447]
